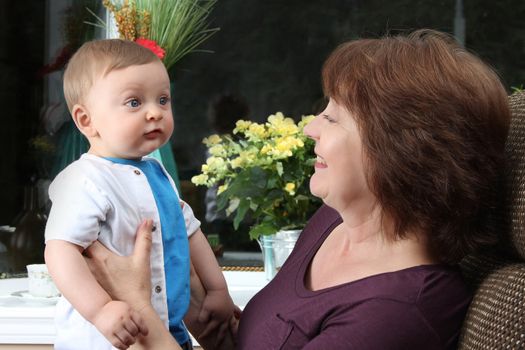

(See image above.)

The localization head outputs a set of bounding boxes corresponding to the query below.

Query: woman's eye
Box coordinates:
[160,96,170,105]
[126,99,141,108]
[323,114,336,123]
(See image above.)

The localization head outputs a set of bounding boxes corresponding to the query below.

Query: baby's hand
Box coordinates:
[92,300,148,349]
[199,288,235,324]
[198,288,235,343]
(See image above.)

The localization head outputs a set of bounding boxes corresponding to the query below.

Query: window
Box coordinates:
[0,0,524,273]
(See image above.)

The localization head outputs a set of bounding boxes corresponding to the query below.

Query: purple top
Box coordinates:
[237,205,471,349]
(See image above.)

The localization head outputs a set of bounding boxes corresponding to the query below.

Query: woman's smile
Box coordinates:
[314,155,327,168]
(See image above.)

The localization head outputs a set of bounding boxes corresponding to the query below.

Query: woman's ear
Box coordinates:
[71,104,98,138]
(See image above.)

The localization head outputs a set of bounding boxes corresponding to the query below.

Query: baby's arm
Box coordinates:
[45,240,147,349]
[188,229,235,324]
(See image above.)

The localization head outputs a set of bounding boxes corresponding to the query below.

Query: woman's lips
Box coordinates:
[314,161,327,169]
[314,155,327,168]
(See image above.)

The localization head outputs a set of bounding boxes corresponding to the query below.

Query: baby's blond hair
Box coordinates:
[63,39,160,112]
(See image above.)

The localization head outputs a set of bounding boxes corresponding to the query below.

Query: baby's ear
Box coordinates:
[71,104,97,138]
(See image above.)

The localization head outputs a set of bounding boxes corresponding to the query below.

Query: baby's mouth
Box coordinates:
[144,129,162,139]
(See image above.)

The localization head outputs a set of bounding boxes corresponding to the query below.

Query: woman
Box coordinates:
[85,29,510,349]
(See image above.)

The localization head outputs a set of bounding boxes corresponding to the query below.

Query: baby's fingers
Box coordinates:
[198,307,211,323]
[229,314,240,336]
[198,318,222,339]
[215,322,229,347]
[131,310,149,336]
[114,328,136,349]
[123,317,139,337]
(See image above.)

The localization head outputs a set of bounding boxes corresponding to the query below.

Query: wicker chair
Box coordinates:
[458,91,525,349]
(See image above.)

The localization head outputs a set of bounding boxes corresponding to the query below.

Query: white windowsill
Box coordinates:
[0,271,268,345]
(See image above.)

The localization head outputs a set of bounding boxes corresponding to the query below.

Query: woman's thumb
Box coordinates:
[134,219,153,261]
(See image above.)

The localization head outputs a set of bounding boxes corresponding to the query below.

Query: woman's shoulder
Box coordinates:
[352,264,469,303]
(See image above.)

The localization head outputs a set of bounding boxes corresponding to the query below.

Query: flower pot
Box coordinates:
[258,229,301,280]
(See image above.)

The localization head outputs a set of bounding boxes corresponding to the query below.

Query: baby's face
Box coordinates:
[84,61,174,159]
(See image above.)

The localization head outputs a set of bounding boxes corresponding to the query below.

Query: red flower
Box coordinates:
[135,38,165,60]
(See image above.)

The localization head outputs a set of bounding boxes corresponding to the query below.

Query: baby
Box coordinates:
[44,39,234,350]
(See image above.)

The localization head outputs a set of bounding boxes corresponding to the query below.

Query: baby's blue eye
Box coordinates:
[160,96,169,105]
[126,99,140,108]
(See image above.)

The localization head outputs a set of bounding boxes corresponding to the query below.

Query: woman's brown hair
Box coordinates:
[322,29,511,263]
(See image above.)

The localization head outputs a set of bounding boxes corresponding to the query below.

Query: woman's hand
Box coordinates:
[84,220,239,349]
[84,220,184,349]
[84,219,154,312]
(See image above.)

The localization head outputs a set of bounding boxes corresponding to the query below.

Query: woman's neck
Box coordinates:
[334,204,437,266]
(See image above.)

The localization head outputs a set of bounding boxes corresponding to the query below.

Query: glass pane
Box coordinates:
[173,0,525,266]
[0,0,524,272]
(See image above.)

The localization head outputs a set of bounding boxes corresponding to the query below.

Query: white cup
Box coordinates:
[26,264,60,298]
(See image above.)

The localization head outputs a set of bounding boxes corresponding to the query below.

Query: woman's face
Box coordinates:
[304,98,372,213]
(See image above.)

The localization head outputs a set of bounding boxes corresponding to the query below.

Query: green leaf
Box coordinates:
[249,167,268,188]
[233,199,250,229]
[134,0,219,70]
[85,6,106,27]
[249,221,279,240]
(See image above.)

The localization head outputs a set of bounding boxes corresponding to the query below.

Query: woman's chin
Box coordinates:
[309,179,326,202]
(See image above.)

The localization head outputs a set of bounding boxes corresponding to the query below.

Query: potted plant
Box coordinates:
[192,112,321,278]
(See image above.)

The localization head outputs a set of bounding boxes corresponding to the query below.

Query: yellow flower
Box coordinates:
[260,144,273,155]
[284,182,296,195]
[274,140,293,158]
[265,136,304,159]
[245,123,267,141]
[234,120,252,134]
[209,144,227,157]
[218,184,228,194]
[230,150,258,168]
[204,156,228,178]
[191,174,209,186]
[298,114,315,129]
[203,134,222,146]
[267,112,299,136]
[267,112,285,125]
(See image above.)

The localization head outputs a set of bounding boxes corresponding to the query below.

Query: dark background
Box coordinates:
[0,0,524,258]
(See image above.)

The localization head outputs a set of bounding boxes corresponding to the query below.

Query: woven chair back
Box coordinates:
[458,91,525,349]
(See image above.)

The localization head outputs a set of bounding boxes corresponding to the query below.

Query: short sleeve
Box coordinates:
[180,200,201,236]
[45,166,111,249]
